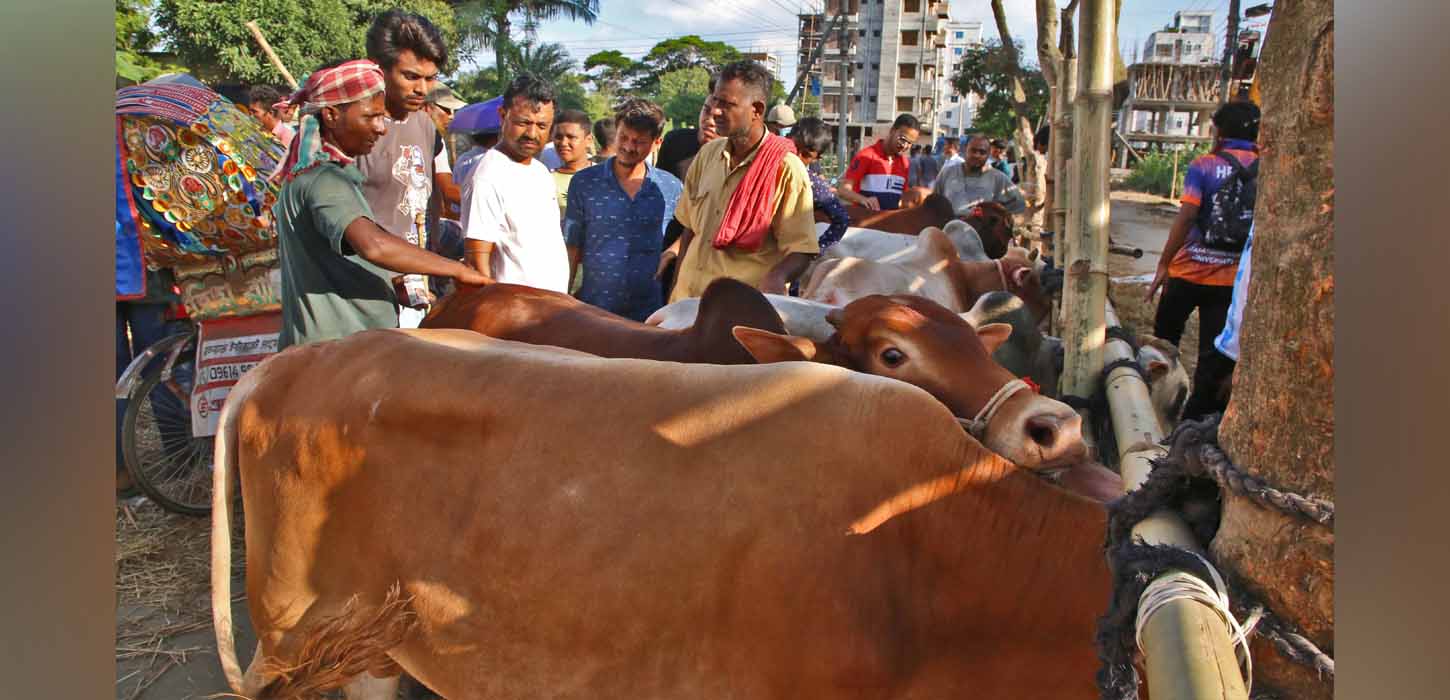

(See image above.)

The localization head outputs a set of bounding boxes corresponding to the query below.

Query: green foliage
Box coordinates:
[634,35,740,94]
[452,65,503,102]
[656,66,711,127]
[154,0,459,83]
[448,0,598,87]
[582,49,640,94]
[950,39,1048,139]
[116,0,185,83]
[504,40,575,84]
[1122,145,1211,197]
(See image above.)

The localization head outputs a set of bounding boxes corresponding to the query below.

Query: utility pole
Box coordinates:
[1219,0,1241,101]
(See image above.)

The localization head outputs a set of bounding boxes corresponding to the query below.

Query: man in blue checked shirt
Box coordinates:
[563,98,684,321]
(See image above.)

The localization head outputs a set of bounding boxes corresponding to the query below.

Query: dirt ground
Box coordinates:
[111,188,1200,699]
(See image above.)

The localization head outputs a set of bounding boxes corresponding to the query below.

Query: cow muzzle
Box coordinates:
[974,393,1088,470]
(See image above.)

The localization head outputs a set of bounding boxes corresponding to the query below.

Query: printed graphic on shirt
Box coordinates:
[391,144,431,243]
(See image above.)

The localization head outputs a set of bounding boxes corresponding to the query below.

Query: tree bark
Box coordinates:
[988,0,1036,188]
[1051,3,1077,252]
[1213,1,1334,697]
[1035,0,1061,242]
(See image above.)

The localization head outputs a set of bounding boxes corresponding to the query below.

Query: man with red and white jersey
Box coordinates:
[838,113,919,211]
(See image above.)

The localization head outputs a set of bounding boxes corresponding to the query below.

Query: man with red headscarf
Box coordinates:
[272,59,489,350]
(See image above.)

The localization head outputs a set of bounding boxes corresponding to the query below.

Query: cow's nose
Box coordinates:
[1024,411,1086,466]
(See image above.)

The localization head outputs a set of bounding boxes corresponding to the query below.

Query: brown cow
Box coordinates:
[420,277,785,365]
[212,329,1124,700]
[423,278,1079,468]
[818,194,1014,258]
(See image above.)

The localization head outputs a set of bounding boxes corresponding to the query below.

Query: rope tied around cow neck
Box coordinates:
[956,378,1030,440]
[1095,414,1335,699]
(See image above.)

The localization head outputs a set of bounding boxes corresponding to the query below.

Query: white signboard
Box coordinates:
[191,313,282,437]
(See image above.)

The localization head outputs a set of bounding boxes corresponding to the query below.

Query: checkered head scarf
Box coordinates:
[274,59,386,181]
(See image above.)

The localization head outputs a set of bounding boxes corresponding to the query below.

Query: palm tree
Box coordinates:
[449,0,599,87]
[506,41,576,85]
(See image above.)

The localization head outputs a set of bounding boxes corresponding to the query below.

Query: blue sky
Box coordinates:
[461,0,1272,88]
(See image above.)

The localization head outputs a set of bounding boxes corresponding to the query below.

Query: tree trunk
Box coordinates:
[1035,0,1061,242]
[1051,4,1077,252]
[494,13,512,88]
[988,0,1035,187]
[1213,1,1334,697]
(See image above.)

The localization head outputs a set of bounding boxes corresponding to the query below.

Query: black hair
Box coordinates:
[1212,100,1261,141]
[910,144,922,156]
[990,138,1008,149]
[593,117,616,149]
[941,136,959,147]
[553,109,592,134]
[789,116,832,155]
[501,73,556,110]
[470,131,499,147]
[892,113,921,131]
[366,10,448,69]
[716,60,773,104]
[614,98,667,139]
[248,85,284,107]
[1033,125,1050,151]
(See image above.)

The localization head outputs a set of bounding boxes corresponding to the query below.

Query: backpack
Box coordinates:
[1199,151,1257,252]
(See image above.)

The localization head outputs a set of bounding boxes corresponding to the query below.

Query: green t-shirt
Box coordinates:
[274,162,398,349]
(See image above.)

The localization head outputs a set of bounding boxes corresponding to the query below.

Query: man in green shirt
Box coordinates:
[272,59,490,349]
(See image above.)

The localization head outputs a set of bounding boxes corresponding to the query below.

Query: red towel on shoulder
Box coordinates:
[712,134,797,252]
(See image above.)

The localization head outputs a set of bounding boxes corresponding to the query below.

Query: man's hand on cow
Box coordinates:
[453,264,494,288]
[655,250,677,280]
[863,196,882,211]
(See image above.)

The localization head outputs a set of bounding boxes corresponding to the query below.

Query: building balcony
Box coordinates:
[932,1,949,18]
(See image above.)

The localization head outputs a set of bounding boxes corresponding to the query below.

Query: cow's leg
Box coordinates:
[343,671,401,700]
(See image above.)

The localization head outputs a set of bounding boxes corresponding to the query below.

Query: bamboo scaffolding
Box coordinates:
[1104,301,1249,700]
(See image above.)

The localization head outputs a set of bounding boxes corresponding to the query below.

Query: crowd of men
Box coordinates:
[224,8,1263,426]
[245,10,1045,352]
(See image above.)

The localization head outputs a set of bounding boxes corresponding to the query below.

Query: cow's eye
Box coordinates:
[880,348,906,367]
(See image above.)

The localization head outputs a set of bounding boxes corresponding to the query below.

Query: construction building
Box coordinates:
[1115,9,1223,164]
[796,0,951,153]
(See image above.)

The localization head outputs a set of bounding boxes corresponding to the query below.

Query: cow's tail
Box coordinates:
[211,369,247,694]
[250,585,416,699]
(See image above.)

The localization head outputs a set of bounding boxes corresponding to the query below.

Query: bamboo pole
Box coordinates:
[1058,0,1112,400]
[1170,149,1180,199]
[245,21,299,90]
[1104,302,1249,700]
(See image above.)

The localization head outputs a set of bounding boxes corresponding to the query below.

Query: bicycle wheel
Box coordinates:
[122,362,214,516]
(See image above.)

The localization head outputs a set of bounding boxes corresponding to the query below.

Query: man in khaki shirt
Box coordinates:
[661,61,818,302]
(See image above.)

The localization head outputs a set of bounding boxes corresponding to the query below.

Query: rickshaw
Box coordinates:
[114,76,287,516]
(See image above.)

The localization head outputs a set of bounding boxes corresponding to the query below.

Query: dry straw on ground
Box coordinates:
[115,498,244,700]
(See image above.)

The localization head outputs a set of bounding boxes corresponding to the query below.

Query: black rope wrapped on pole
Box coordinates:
[1095,415,1336,699]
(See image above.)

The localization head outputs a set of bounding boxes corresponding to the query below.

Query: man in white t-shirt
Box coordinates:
[462,75,569,292]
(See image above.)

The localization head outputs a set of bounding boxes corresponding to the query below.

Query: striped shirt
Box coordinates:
[843,140,911,210]
[1213,223,1254,361]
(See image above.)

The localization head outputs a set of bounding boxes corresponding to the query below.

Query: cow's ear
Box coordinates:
[731,326,819,363]
[976,322,1013,354]
[1145,360,1170,381]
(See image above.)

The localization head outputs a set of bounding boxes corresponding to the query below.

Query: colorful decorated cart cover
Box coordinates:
[115,77,286,300]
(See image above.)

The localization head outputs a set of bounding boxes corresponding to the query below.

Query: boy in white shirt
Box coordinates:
[462,75,569,292]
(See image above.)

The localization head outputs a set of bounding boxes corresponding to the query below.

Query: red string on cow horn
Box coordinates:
[1020,376,1041,394]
